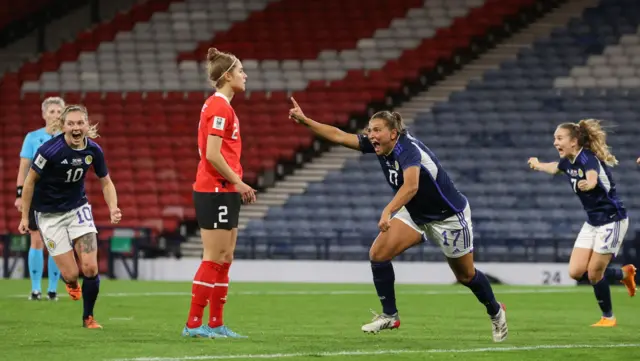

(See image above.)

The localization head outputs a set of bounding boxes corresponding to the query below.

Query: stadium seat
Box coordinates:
[243,0,640,254]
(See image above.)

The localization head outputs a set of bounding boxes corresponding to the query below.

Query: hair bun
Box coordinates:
[207,47,220,61]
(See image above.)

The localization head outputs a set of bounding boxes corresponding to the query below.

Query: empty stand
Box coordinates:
[2,0,531,236]
[242,0,640,260]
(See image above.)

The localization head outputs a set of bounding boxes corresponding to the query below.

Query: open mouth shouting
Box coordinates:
[371,140,381,153]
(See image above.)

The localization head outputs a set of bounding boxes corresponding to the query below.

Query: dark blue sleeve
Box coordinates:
[557,158,568,172]
[357,134,375,154]
[396,144,421,170]
[582,151,601,173]
[93,147,109,178]
[31,149,49,176]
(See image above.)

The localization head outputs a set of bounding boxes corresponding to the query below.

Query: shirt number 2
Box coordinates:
[231,122,239,140]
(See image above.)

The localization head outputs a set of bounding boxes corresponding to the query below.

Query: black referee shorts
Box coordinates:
[28,208,38,231]
[193,191,241,230]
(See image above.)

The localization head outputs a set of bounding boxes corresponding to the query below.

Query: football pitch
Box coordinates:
[1,280,639,361]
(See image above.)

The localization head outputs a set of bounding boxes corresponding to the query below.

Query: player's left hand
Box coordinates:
[289,97,306,124]
[577,180,592,192]
[110,207,122,224]
[637,157,640,165]
[378,209,392,232]
[18,218,29,234]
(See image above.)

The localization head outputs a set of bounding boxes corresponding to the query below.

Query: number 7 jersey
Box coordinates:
[194,92,243,193]
[557,148,627,226]
[31,134,108,213]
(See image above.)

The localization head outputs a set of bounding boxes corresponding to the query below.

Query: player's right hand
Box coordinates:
[18,218,29,234]
[527,157,539,170]
[110,207,122,224]
[14,198,22,212]
[236,181,257,205]
[289,97,306,124]
[637,157,640,165]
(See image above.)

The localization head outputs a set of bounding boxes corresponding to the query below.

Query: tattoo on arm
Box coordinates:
[75,233,97,254]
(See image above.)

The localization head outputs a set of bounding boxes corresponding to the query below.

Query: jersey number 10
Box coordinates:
[65,168,84,183]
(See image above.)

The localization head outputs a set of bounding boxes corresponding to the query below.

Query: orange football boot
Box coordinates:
[66,283,82,300]
[591,317,617,327]
[621,264,637,297]
[83,316,103,329]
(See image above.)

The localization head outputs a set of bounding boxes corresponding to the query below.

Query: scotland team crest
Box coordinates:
[46,239,56,251]
[85,155,93,165]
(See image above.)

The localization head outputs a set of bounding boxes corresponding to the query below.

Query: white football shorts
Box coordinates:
[393,203,473,258]
[35,203,98,257]
[574,218,628,257]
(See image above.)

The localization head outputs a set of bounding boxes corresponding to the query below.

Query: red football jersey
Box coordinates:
[193,92,242,193]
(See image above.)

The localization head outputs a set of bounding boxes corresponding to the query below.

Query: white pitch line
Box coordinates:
[108,343,640,361]
[4,287,626,299]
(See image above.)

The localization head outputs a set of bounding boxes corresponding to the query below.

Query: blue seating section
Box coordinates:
[240,0,640,260]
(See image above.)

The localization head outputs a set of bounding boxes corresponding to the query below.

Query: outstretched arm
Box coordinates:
[528,157,561,175]
[289,97,361,151]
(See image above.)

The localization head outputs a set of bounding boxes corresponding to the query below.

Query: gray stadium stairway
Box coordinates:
[179,0,598,257]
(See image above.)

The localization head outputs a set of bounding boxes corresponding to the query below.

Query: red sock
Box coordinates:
[208,262,230,328]
[186,261,221,328]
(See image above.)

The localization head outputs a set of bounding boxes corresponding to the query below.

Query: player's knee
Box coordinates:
[587,268,605,284]
[568,268,586,281]
[61,269,79,284]
[80,262,98,278]
[453,268,475,284]
[368,246,392,262]
[30,234,43,249]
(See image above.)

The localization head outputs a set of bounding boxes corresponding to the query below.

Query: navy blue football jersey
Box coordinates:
[557,149,626,226]
[31,134,108,213]
[358,132,468,224]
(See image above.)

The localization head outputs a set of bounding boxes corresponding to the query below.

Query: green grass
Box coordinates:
[0,279,638,361]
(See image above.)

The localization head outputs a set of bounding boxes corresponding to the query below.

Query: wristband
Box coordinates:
[16,186,23,198]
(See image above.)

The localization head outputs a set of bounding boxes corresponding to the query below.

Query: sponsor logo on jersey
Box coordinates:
[72,158,83,166]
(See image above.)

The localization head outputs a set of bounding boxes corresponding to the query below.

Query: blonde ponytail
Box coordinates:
[578,119,617,167]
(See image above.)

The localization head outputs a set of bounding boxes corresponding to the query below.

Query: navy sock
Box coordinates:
[604,267,624,282]
[371,261,397,315]
[462,269,501,316]
[592,277,613,318]
[82,275,100,320]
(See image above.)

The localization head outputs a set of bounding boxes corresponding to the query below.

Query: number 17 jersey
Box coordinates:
[358,132,468,224]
